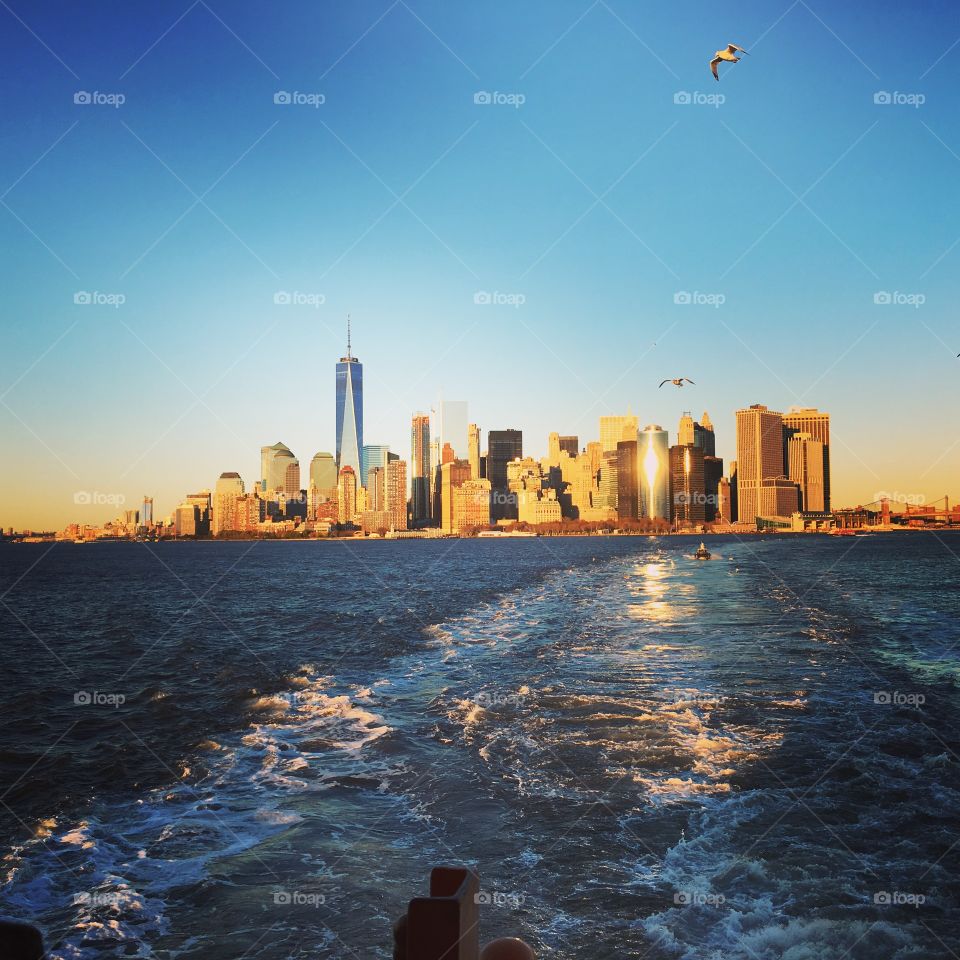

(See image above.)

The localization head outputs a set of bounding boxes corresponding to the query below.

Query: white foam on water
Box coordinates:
[2,667,402,959]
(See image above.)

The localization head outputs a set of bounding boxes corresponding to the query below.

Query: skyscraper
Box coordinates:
[435,400,469,460]
[488,429,523,521]
[787,433,825,512]
[142,496,153,526]
[598,451,619,512]
[698,411,716,457]
[454,479,492,533]
[410,413,431,525]
[678,411,716,457]
[718,477,733,524]
[600,415,639,453]
[385,459,408,531]
[212,472,244,535]
[309,452,337,492]
[547,432,562,467]
[468,423,481,479]
[440,459,472,533]
[736,405,799,523]
[282,459,300,500]
[782,407,831,511]
[336,317,363,477]
[670,444,706,525]
[617,440,639,520]
[367,467,386,511]
[703,455,724,522]
[261,442,296,494]
[638,425,670,521]
[559,436,579,457]
[361,444,390,487]
[337,466,357,525]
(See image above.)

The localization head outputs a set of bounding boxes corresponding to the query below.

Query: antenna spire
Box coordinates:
[347,314,351,357]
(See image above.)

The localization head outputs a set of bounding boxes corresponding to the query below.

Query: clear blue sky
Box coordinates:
[2,0,958,528]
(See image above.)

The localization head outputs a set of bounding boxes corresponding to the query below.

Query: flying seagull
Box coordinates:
[710,43,749,81]
[659,378,695,388]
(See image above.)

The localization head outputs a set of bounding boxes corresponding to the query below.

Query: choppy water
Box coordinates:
[1,534,959,959]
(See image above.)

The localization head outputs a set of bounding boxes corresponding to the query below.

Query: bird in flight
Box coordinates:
[659,378,695,388]
[710,43,749,81]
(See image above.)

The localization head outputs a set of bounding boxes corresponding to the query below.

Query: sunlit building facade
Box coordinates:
[638,425,670,521]
[468,423,481,479]
[787,433,825,513]
[670,444,706,525]
[385,459,408,531]
[454,479,492,533]
[411,413,431,525]
[783,407,831,511]
[309,452,337,492]
[261,442,296,495]
[736,405,798,523]
[597,452,619,512]
[212,471,244,535]
[600,415,638,454]
[440,459,472,533]
[337,466,357,525]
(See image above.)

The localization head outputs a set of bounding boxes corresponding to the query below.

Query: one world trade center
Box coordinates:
[336,317,363,479]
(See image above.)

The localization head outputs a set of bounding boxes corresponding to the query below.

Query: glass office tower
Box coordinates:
[336,321,363,477]
[638,424,670,521]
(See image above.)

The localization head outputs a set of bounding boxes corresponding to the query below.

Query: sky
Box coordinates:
[1,0,958,529]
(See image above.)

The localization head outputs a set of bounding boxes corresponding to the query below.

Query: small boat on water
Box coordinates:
[694,542,711,560]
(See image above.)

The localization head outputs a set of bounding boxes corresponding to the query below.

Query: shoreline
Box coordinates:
[6,527,958,545]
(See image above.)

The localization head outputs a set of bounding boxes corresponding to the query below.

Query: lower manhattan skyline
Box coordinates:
[0,314,954,530]
[1,2,958,529]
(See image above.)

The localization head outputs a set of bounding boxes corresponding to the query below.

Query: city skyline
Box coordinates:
[0,332,858,535]
[1,324,954,530]
[2,2,959,528]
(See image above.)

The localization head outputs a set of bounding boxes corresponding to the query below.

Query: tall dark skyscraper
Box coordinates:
[703,455,724,522]
[616,439,638,520]
[559,435,579,457]
[336,317,363,478]
[410,413,431,525]
[487,429,522,521]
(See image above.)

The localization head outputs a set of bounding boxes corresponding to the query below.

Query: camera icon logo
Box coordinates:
[273,291,292,305]
[74,91,92,105]
[274,91,292,105]
[873,291,892,305]
[273,891,292,905]
[673,91,691,105]
[874,891,892,905]
[74,691,92,705]
[474,91,492,105]
[673,291,692,305]
[73,490,92,505]
[474,891,493,905]
[873,91,891,105]
[473,291,492,305]
[74,291,92,305]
